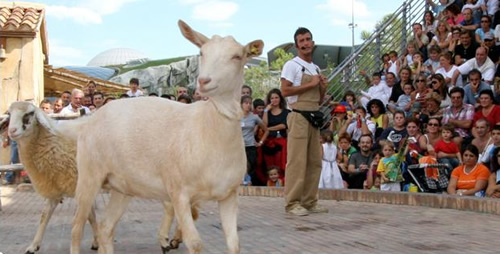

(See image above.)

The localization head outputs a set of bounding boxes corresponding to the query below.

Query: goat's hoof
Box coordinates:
[25,245,40,254]
[169,239,182,249]
[90,244,99,251]
[161,245,172,253]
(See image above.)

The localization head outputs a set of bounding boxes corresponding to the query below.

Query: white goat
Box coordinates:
[66,20,263,254]
[1,102,197,253]
[1,102,99,254]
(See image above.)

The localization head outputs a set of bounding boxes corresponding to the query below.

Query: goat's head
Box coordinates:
[6,101,57,140]
[178,20,264,98]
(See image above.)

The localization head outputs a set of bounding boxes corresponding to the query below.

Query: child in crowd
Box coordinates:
[480,124,500,168]
[402,43,416,67]
[435,123,462,171]
[387,83,413,114]
[377,141,406,191]
[266,166,283,187]
[337,133,357,175]
[388,50,400,78]
[319,130,344,189]
[366,150,383,190]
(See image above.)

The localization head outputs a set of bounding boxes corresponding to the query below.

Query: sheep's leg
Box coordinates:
[218,190,240,254]
[97,190,131,254]
[158,201,174,253]
[170,193,201,254]
[88,205,99,250]
[25,198,59,254]
[71,183,101,254]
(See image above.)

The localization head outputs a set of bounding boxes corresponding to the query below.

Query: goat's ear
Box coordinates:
[178,20,209,48]
[245,40,264,58]
[0,116,9,133]
[35,109,57,135]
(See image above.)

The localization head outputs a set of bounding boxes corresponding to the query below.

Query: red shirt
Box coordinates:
[434,139,459,154]
[473,105,500,129]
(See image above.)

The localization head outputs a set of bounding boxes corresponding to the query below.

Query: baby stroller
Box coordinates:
[406,156,450,193]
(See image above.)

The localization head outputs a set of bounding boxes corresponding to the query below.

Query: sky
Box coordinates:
[15,0,404,66]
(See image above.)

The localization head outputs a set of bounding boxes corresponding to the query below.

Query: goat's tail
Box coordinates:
[56,116,90,141]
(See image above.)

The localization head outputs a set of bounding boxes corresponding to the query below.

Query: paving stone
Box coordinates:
[0,185,498,254]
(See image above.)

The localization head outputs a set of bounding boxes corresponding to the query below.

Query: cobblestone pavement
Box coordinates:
[0,185,498,254]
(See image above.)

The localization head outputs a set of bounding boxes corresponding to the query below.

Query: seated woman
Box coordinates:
[447,144,491,197]
[366,99,389,139]
[419,117,442,155]
[486,147,500,198]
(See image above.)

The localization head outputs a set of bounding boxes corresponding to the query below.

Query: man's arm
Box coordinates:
[280,76,320,97]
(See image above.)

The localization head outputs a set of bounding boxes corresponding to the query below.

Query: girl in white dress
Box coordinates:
[319,130,344,189]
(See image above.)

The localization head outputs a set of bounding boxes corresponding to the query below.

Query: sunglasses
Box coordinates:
[427,123,439,127]
[431,81,438,84]
[417,79,426,82]
[481,20,490,23]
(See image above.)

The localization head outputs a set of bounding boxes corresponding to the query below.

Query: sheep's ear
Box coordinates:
[178,20,209,48]
[245,40,264,58]
[0,116,9,133]
[35,109,57,135]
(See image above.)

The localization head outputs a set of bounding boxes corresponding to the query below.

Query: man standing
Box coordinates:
[93,92,105,109]
[60,88,90,115]
[281,27,328,216]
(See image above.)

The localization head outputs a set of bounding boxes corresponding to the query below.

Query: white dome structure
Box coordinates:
[87,48,149,67]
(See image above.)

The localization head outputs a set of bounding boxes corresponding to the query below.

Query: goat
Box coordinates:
[66,20,263,254]
[1,102,194,254]
[1,102,99,254]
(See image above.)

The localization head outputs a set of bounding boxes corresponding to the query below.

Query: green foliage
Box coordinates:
[269,48,294,71]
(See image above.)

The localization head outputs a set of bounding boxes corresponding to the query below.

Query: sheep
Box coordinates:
[65,20,264,254]
[0,102,99,254]
[1,102,194,254]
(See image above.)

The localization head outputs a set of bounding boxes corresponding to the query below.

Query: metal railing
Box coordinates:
[323,0,429,103]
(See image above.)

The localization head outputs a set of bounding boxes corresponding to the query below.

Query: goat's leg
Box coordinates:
[71,182,101,254]
[25,198,59,254]
[97,190,131,254]
[170,193,201,254]
[218,190,240,254]
[158,201,175,253]
[169,204,199,250]
[88,205,99,250]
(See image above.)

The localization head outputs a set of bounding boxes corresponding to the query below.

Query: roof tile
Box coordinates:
[0,6,43,34]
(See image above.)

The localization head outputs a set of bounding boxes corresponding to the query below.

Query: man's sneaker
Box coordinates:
[287,205,309,216]
[307,205,329,213]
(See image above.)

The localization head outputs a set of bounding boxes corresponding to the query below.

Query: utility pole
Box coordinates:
[348,0,357,54]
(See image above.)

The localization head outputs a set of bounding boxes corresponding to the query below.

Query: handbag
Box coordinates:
[292,109,325,129]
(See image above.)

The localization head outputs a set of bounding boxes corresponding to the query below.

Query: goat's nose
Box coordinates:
[198,77,211,86]
[9,127,17,134]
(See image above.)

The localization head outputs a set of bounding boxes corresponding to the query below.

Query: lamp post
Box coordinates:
[348,0,357,54]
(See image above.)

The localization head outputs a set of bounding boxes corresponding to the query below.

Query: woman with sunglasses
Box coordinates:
[419,117,442,155]
[409,74,432,115]
[475,15,493,45]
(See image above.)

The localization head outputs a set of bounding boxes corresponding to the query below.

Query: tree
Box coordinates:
[243,48,294,100]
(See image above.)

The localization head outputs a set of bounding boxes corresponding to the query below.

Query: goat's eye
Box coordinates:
[22,112,34,125]
[232,55,242,60]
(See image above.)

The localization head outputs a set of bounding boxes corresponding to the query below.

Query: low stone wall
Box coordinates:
[239,186,500,215]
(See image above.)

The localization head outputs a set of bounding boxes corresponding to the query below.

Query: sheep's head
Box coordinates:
[6,101,57,141]
[178,20,263,98]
